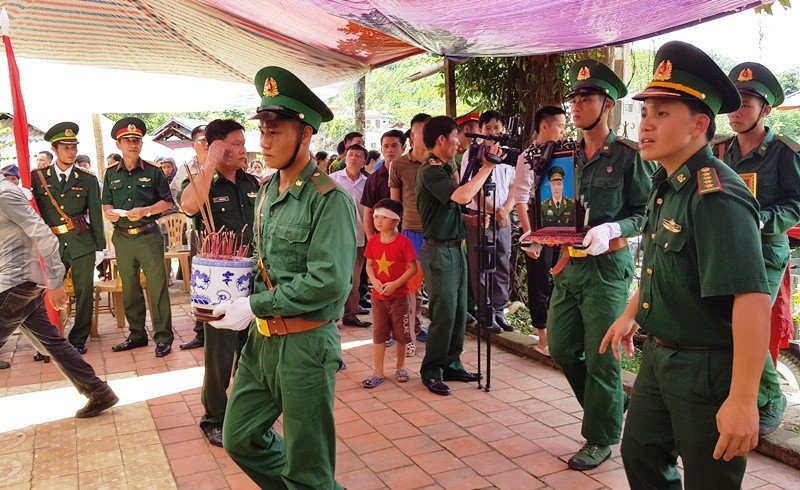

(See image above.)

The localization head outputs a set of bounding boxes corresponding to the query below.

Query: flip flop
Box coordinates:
[396,368,409,383]
[534,345,550,357]
[361,374,384,389]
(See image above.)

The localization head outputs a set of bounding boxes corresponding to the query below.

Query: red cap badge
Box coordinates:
[737,68,753,82]
[264,77,279,97]
[653,60,673,81]
[577,66,591,81]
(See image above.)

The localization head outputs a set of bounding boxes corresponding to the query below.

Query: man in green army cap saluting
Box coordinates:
[541,165,575,227]
[32,122,104,355]
[102,117,175,358]
[210,67,355,489]
[601,41,771,489]
[548,59,655,471]
[713,62,800,436]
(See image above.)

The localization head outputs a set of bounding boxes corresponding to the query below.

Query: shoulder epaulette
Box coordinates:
[145,160,162,168]
[776,133,800,153]
[616,137,639,151]
[711,134,735,147]
[309,170,337,195]
[697,166,723,195]
[75,166,96,176]
[106,161,120,167]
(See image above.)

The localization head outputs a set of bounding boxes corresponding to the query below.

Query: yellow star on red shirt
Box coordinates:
[375,251,395,277]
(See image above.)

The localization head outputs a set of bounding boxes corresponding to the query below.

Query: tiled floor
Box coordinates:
[1,287,800,489]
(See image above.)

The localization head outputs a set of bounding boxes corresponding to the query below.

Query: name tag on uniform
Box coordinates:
[212,196,230,203]
[247,192,258,198]
[71,186,84,191]
[138,177,151,182]
[111,179,121,185]
[546,210,554,215]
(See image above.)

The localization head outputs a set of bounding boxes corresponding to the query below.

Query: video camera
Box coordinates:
[460,115,523,184]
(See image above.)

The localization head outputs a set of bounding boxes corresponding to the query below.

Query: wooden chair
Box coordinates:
[92,264,150,338]
[158,213,192,292]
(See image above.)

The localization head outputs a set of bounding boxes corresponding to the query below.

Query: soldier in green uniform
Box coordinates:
[601,40,771,489]
[32,122,104,354]
[713,62,800,436]
[549,60,656,470]
[102,118,175,358]
[415,115,501,396]
[541,166,576,226]
[179,118,258,448]
[209,67,354,489]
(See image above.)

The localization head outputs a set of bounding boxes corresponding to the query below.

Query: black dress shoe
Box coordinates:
[423,378,451,396]
[358,306,370,315]
[494,314,514,332]
[443,370,483,383]
[75,390,119,418]
[73,343,88,355]
[33,352,46,361]
[359,297,372,309]
[342,318,372,328]
[111,338,148,352]
[155,343,172,358]
[204,427,223,447]
[179,336,204,350]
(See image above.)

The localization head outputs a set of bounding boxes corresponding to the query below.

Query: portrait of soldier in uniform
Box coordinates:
[541,165,575,226]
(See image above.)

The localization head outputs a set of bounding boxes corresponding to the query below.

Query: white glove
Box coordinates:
[95,251,105,267]
[210,297,255,331]
[582,222,622,256]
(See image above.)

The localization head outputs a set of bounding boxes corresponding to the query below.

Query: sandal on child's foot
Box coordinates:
[362,374,384,389]
[396,368,409,383]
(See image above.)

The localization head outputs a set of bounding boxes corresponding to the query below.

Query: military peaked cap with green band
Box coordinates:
[633,41,740,115]
[111,117,146,140]
[729,62,784,107]
[566,59,627,101]
[250,66,333,133]
[45,122,79,144]
[548,165,565,181]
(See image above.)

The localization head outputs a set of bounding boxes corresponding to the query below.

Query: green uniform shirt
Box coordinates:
[416,155,464,241]
[32,164,104,258]
[179,169,260,245]
[713,128,800,238]
[541,197,575,226]
[577,132,655,236]
[636,146,769,348]
[249,160,356,321]
[101,159,174,228]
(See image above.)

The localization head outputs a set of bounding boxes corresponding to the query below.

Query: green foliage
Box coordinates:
[778,68,800,95]
[0,125,12,154]
[104,109,258,134]
[755,0,792,15]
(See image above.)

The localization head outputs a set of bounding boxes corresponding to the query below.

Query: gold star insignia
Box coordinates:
[375,252,395,277]
[676,174,686,183]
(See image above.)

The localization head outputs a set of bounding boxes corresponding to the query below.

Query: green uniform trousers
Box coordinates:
[548,249,633,445]
[222,321,344,490]
[63,248,95,345]
[758,241,790,407]
[419,244,468,380]
[621,338,746,489]
[111,230,173,345]
[199,323,248,432]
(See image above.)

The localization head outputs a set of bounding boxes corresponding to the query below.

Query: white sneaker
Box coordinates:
[406,342,416,357]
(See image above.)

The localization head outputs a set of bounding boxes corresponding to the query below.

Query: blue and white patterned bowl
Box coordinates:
[190,256,253,320]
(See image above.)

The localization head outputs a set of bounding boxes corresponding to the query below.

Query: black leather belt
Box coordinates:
[425,238,463,248]
[115,222,158,236]
[761,234,788,244]
[652,336,729,351]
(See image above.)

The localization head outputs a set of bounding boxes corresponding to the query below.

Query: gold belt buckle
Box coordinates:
[567,246,587,258]
[256,318,272,337]
[56,224,69,234]
[128,227,139,235]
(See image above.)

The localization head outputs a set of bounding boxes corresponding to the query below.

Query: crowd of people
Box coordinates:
[1,43,799,489]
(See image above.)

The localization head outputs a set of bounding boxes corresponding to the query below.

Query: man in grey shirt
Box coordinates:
[0,180,118,417]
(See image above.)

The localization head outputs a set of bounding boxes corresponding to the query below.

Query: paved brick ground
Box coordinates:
[1,287,799,489]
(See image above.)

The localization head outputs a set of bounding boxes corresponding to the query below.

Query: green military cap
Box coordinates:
[250,66,333,133]
[632,41,740,115]
[729,62,784,107]
[111,117,146,140]
[44,122,79,145]
[566,60,627,101]
[548,165,565,181]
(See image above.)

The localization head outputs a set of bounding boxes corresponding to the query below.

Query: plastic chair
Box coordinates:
[158,214,192,292]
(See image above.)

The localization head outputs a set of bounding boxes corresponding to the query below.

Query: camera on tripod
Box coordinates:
[463,115,523,167]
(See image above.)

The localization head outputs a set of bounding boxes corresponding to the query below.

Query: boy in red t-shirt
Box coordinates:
[362,199,418,388]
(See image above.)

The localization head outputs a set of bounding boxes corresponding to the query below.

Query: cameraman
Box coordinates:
[459,111,517,333]
[416,115,500,396]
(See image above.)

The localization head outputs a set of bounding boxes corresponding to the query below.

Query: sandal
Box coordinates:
[396,368,409,383]
[361,374,384,389]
